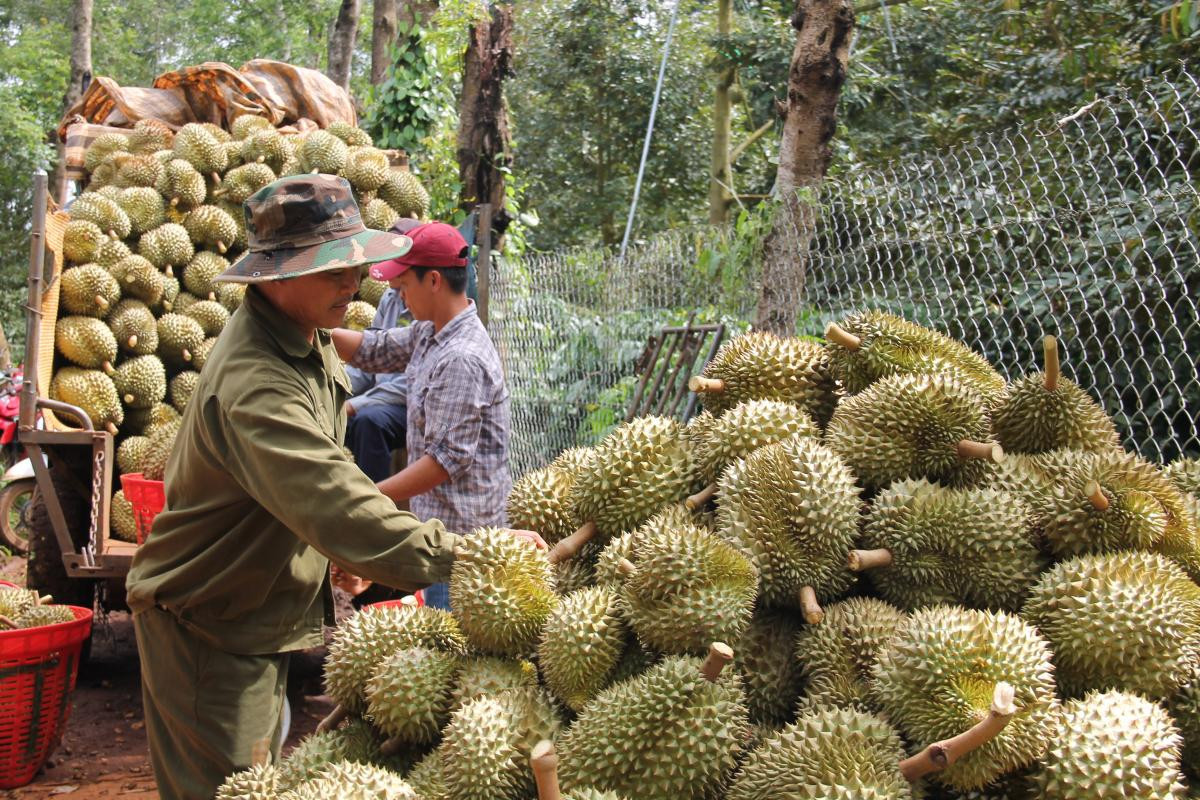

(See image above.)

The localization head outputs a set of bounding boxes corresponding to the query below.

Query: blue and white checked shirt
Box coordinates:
[344,288,410,412]
[349,301,511,533]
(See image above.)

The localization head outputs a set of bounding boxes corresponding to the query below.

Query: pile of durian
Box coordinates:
[217,311,1200,800]
[0,585,77,629]
[54,118,429,542]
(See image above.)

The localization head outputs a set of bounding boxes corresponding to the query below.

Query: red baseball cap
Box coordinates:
[369,221,469,280]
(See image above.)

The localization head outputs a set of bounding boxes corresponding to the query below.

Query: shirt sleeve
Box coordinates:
[349,372,408,412]
[349,324,421,374]
[421,355,488,482]
[343,363,375,397]
[219,380,458,590]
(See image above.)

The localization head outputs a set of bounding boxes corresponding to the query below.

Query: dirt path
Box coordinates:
[0,557,337,799]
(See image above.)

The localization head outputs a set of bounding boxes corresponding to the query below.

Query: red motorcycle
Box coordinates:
[0,363,35,556]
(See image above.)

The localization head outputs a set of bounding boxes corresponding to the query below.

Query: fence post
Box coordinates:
[477,203,492,328]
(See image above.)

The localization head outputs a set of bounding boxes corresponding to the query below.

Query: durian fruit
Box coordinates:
[1165,457,1200,498]
[450,527,558,656]
[451,655,540,712]
[241,129,293,174]
[538,585,627,710]
[218,162,277,205]
[55,315,118,372]
[117,436,150,475]
[824,310,1005,399]
[218,199,250,250]
[1032,689,1186,799]
[110,255,166,306]
[618,507,758,654]
[734,608,805,726]
[0,587,38,618]
[404,749,447,798]
[726,706,916,800]
[553,541,598,595]
[688,331,840,426]
[558,648,748,800]
[716,436,860,621]
[173,122,229,180]
[284,760,416,800]
[216,281,247,313]
[114,154,165,191]
[322,603,466,718]
[794,596,906,715]
[139,222,195,271]
[567,416,695,556]
[84,133,130,173]
[363,198,400,231]
[358,276,388,306]
[871,606,1060,791]
[992,336,1121,455]
[183,299,230,337]
[62,219,108,263]
[109,489,139,543]
[507,464,584,547]
[851,479,1047,612]
[365,645,460,747]
[277,718,381,791]
[215,762,278,800]
[1168,669,1200,779]
[61,263,121,318]
[1022,551,1200,700]
[327,121,374,148]
[123,401,180,437]
[184,205,239,254]
[16,604,76,628]
[50,367,123,434]
[231,114,273,141]
[107,299,159,355]
[169,371,200,413]
[193,336,219,373]
[95,237,133,269]
[183,251,229,299]
[70,192,132,239]
[686,398,819,508]
[437,686,561,800]
[156,313,206,367]
[343,300,376,331]
[140,417,181,480]
[299,130,349,174]
[111,355,167,409]
[117,186,167,236]
[156,159,208,210]
[127,119,174,154]
[378,170,430,219]
[826,373,1003,490]
[343,147,390,191]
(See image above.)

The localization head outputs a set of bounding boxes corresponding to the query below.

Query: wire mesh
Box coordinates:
[489,70,1200,476]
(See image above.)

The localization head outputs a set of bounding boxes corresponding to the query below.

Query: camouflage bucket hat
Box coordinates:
[216,174,413,284]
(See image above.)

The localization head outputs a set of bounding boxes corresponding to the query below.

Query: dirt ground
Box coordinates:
[0,556,342,799]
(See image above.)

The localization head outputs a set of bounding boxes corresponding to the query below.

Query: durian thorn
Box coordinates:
[848,548,893,571]
[799,586,824,624]
[956,440,1005,463]
[216,241,228,254]
[104,421,118,436]
[379,737,406,757]
[315,704,349,734]
[529,740,562,800]
[128,335,139,349]
[0,615,16,630]
[700,642,734,683]
[616,557,636,577]
[687,375,725,394]
[123,394,135,405]
[1043,335,1060,391]
[898,682,1017,782]
[685,483,718,510]
[1085,480,1110,511]
[547,520,597,565]
[825,321,862,350]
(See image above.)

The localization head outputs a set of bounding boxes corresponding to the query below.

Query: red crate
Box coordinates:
[121,472,165,545]
[0,605,93,788]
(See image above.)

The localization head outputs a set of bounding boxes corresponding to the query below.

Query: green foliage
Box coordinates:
[365,23,447,153]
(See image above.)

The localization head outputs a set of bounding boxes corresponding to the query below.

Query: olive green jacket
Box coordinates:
[125,288,460,655]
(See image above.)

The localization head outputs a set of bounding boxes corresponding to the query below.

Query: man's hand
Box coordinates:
[506,528,547,550]
[344,401,357,418]
[330,564,373,596]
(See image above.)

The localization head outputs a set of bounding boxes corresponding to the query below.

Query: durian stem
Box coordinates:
[182,349,193,362]
[207,292,217,301]
[379,737,406,757]
[164,265,174,278]
[529,740,562,800]
[170,197,180,208]
[616,558,636,577]
[547,521,598,565]
[799,586,824,624]
[899,682,1017,782]
[687,376,725,394]
[0,615,17,630]
[107,229,118,240]
[1085,480,1110,511]
[1043,335,1060,392]
[128,335,138,349]
[700,642,734,683]
[102,361,115,375]
[96,295,109,313]
[685,483,718,510]
[315,704,349,734]
[210,172,222,185]
[123,394,135,405]
[37,594,52,605]
[848,548,893,571]
[956,440,1005,463]
[825,322,862,350]
[216,241,228,254]
[104,422,118,436]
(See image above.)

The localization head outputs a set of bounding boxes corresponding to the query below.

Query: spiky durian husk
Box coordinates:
[1169,670,1200,779]
[871,606,1060,791]
[139,221,195,269]
[695,331,840,425]
[1033,690,1185,799]
[327,121,374,147]
[450,656,539,713]
[230,115,273,141]
[378,170,430,219]
[734,608,805,726]
[84,133,130,173]
[726,706,917,800]
[539,585,627,710]
[342,146,391,191]
[558,655,749,800]
[0,588,38,619]
[241,129,293,173]
[592,529,638,587]
[571,416,696,541]
[50,367,123,430]
[404,748,447,798]
[174,123,229,175]
[716,436,860,610]
[71,192,133,239]
[1023,551,1200,699]
[277,720,381,791]
[450,527,557,657]
[825,310,1005,399]
[437,687,561,800]
[218,162,277,205]
[619,508,758,655]
[62,219,107,264]
[507,465,581,546]
[55,316,118,371]
[299,130,349,174]
[61,263,120,318]
[343,300,376,331]
[365,645,460,745]
[215,763,278,800]
[692,399,819,484]
[110,489,139,543]
[993,371,1120,455]
[323,604,466,713]
[858,479,1047,612]
[1165,457,1200,498]
[826,373,998,490]
[283,760,416,800]
[112,354,167,409]
[794,596,906,716]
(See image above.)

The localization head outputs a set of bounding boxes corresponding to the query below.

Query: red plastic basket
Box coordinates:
[120,472,165,545]
[0,605,93,788]
[366,593,425,610]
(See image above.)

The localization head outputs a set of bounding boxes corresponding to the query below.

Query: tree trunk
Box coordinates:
[372,0,398,85]
[456,3,514,235]
[54,0,93,203]
[328,0,362,90]
[708,0,734,224]
[754,0,854,336]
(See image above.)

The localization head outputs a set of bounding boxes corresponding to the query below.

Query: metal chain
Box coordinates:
[85,448,102,567]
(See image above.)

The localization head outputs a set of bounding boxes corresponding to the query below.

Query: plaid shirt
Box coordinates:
[350,301,511,533]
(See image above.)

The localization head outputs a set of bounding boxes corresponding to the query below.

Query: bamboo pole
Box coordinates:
[547,521,598,565]
[899,683,1018,782]
[848,548,893,571]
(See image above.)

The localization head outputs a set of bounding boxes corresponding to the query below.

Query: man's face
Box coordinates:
[391,269,435,321]
[265,267,363,333]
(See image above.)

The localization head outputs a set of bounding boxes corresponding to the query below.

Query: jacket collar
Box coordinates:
[432,300,479,345]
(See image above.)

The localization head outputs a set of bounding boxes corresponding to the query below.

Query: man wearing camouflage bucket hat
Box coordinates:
[125,174,545,800]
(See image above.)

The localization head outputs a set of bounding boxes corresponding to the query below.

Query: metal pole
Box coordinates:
[21,171,48,431]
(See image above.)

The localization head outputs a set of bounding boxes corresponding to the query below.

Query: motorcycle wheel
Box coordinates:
[0,478,35,556]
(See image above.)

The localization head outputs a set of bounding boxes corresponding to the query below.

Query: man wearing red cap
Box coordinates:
[332,221,512,608]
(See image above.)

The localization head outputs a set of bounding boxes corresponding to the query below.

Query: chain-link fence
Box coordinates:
[489,69,1200,476]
